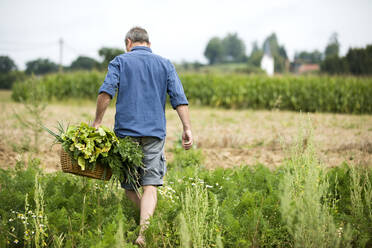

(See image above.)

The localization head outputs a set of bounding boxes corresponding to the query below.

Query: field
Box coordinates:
[1,90,371,171]
[1,73,372,248]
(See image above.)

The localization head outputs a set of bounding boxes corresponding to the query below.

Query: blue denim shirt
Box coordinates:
[98,46,188,139]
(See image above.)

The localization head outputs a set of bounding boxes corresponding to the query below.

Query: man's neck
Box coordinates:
[132,42,149,48]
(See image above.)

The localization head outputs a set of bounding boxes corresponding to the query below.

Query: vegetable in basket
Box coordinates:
[44,122,144,190]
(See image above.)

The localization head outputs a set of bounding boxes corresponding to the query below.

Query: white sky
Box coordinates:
[1,0,371,69]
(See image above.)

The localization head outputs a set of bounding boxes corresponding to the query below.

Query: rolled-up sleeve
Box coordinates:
[167,63,188,109]
[98,57,120,98]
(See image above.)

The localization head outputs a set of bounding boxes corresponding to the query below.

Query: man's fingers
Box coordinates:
[182,130,193,150]
[182,138,193,150]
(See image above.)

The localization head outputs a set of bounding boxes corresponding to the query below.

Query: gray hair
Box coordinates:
[125,27,150,45]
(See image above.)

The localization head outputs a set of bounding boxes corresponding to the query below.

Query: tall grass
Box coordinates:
[280,127,353,247]
[179,181,222,248]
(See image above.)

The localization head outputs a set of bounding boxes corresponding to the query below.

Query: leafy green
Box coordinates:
[44,122,144,191]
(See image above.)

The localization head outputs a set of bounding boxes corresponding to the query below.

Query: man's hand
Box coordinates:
[175,105,193,150]
[182,129,193,150]
[92,121,101,129]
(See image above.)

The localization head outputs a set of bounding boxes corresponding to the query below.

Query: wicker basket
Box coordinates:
[60,148,112,180]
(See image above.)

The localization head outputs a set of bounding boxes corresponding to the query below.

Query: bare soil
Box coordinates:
[1,90,371,171]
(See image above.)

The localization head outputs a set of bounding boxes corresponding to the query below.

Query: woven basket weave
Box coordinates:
[60,148,112,180]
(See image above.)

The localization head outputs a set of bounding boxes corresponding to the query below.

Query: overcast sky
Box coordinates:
[1,0,371,69]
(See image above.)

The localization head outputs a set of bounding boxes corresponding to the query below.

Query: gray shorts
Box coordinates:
[121,137,166,191]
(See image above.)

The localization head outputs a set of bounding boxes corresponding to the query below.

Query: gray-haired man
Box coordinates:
[93,27,193,246]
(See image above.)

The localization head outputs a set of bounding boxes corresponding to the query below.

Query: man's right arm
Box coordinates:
[175,104,193,150]
[93,57,120,128]
[92,92,111,129]
[166,62,193,150]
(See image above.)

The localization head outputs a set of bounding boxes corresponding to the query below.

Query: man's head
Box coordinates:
[125,27,150,52]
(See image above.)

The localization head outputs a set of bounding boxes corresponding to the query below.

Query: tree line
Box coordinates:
[1,33,371,89]
[0,47,124,89]
[203,32,372,75]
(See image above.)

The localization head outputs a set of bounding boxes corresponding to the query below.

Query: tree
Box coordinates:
[25,58,58,75]
[222,33,246,62]
[98,47,125,68]
[325,33,340,58]
[320,56,348,74]
[321,44,372,75]
[70,56,100,71]
[295,50,322,64]
[248,41,263,67]
[345,45,372,75]
[204,37,224,64]
[0,56,17,73]
[0,55,24,89]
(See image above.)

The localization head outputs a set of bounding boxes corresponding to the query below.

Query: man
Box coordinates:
[92,26,193,246]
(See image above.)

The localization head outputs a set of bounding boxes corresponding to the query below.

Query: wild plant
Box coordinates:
[13,76,47,153]
[32,172,49,247]
[349,165,372,247]
[280,125,353,248]
[179,180,222,248]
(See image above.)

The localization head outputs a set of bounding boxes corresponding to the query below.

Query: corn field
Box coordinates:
[11,72,372,114]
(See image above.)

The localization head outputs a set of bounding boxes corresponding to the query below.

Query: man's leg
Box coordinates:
[136,185,158,245]
[125,189,141,208]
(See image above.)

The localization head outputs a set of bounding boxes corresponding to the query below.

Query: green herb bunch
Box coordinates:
[45,122,144,189]
[101,136,145,187]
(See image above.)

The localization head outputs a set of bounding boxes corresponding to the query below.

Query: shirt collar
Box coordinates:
[131,46,152,53]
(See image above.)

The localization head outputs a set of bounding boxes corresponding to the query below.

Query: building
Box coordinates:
[291,62,320,74]
[261,41,274,76]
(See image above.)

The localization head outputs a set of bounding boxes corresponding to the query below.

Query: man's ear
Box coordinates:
[126,39,132,52]
[148,42,151,48]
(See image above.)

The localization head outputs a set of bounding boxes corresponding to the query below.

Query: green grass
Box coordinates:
[0,135,371,247]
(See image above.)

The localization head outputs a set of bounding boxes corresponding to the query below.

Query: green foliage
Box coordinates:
[345,45,372,75]
[98,47,124,69]
[13,77,47,152]
[11,72,372,114]
[179,182,221,248]
[57,122,119,170]
[325,33,340,58]
[45,122,144,188]
[222,33,247,63]
[280,131,353,247]
[321,44,372,75]
[321,55,349,75]
[169,139,203,169]
[248,42,264,67]
[1,145,372,247]
[295,50,323,64]
[70,56,100,71]
[181,73,372,114]
[25,58,58,75]
[0,56,25,89]
[204,37,224,65]
[12,71,104,101]
[0,55,17,73]
[0,70,26,90]
[204,33,246,64]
